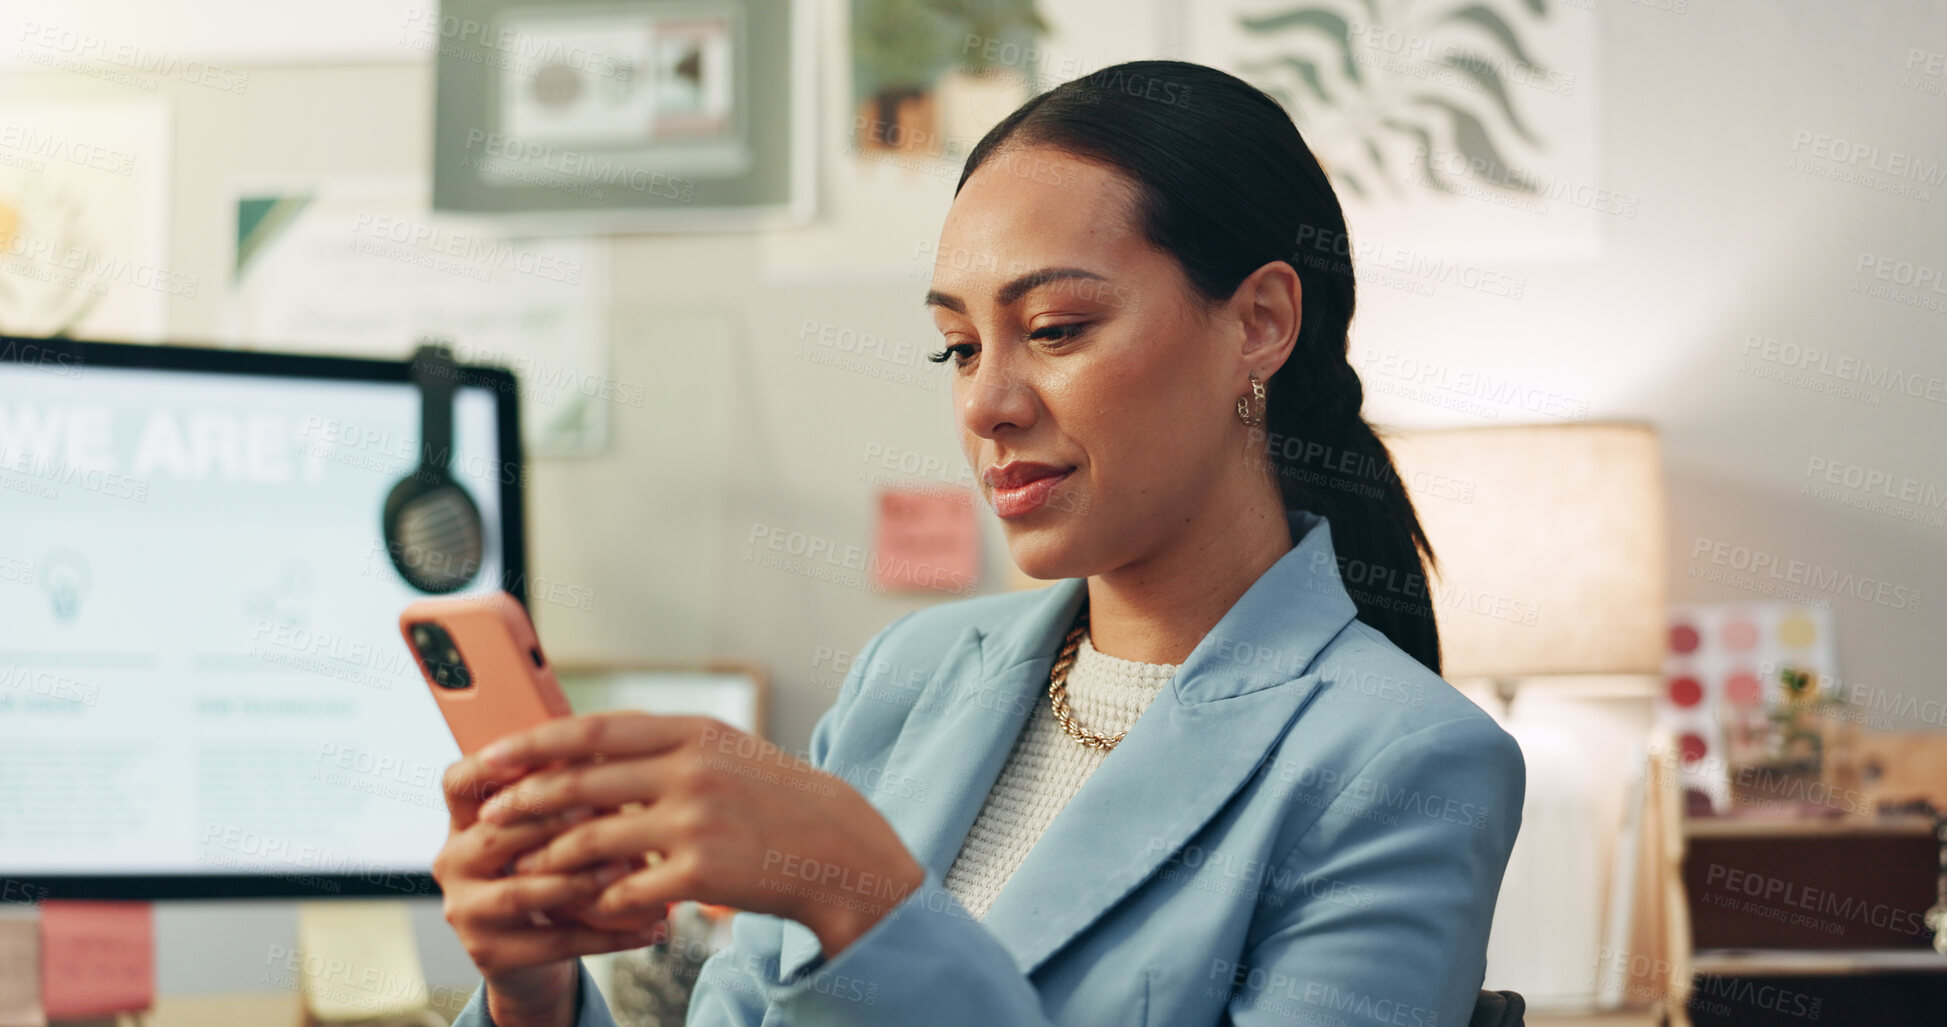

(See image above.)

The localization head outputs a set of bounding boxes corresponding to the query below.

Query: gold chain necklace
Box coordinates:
[1047,602,1126,752]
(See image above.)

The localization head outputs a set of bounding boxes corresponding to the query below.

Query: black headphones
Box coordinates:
[382,343,485,593]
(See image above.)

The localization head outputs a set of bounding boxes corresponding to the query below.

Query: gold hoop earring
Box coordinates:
[1236,372,1266,427]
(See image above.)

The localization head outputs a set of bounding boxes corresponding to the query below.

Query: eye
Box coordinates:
[927,342,978,368]
[1028,322,1089,343]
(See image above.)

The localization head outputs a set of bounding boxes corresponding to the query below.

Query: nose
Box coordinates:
[958,351,1039,440]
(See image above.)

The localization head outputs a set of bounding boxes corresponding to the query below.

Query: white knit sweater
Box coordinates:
[942,629,1180,921]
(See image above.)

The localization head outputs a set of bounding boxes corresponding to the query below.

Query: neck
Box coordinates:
[1083,473,1294,666]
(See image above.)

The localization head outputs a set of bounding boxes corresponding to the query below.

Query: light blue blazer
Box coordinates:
[454,509,1525,1026]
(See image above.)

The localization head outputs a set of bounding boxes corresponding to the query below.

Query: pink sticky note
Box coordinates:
[872,487,979,593]
[0,914,45,1027]
[39,901,153,1018]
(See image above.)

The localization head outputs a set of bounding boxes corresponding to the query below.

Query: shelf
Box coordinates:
[1683,813,1936,839]
[1692,948,1947,976]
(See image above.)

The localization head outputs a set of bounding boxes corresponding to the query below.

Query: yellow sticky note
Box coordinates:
[293,901,429,1020]
[0,911,45,1027]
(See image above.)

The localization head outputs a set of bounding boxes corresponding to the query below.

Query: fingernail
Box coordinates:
[515,852,543,873]
[480,740,517,767]
[593,863,627,886]
[561,806,594,826]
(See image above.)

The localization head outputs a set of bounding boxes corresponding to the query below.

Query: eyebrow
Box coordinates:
[923,266,1109,314]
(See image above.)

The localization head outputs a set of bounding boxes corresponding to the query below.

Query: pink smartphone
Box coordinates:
[399,590,572,756]
[400,591,661,933]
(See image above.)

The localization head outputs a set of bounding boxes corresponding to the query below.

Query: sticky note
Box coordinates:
[39,901,153,1018]
[872,487,979,592]
[293,901,429,1020]
[0,910,45,1027]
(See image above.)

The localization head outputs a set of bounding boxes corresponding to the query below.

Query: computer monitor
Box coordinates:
[0,336,526,899]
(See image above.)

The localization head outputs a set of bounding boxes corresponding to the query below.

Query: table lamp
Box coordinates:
[1385,422,1668,1011]
[1386,423,1667,698]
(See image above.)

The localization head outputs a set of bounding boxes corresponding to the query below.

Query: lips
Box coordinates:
[984,461,1073,518]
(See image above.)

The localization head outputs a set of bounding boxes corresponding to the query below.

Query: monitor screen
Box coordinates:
[0,337,525,899]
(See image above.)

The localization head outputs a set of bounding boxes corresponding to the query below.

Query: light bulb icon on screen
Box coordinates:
[40,549,92,623]
[243,559,314,629]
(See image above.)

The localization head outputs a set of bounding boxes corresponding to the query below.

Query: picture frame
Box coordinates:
[429,0,815,232]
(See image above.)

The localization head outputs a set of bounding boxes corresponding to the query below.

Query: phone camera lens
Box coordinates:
[408,621,473,690]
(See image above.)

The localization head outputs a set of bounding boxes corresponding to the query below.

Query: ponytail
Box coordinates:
[1258,362,1442,674]
[960,59,1443,673]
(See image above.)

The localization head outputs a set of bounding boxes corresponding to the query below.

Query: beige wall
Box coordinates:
[15,2,1942,758]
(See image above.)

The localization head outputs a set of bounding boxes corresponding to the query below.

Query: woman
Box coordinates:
[440,59,1524,1027]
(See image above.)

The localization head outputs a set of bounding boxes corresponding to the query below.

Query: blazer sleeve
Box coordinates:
[686,862,1056,1025]
[1221,715,1526,1027]
[448,958,618,1027]
[683,609,1070,1026]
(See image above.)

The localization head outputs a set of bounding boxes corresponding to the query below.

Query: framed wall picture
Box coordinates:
[554,662,769,738]
[429,0,814,231]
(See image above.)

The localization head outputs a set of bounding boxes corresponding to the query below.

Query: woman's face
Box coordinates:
[926,146,1270,581]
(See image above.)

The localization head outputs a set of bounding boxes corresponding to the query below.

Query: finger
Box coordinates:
[458,862,635,927]
[451,807,596,878]
[468,920,668,975]
[512,804,674,875]
[478,712,729,773]
[478,753,683,825]
[442,753,537,830]
[587,852,702,921]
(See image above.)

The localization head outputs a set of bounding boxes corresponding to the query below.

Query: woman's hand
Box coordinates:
[475,712,927,959]
[432,752,667,1027]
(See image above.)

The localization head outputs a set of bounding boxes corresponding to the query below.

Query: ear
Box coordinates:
[1230,259,1301,377]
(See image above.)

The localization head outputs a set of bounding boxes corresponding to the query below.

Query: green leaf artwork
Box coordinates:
[1236,0,1554,203]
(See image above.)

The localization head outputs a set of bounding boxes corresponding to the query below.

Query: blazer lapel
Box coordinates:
[777,579,1086,977]
[977,510,1360,975]
[880,578,1088,878]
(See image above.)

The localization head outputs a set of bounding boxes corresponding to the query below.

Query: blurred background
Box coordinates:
[1,1,1943,1025]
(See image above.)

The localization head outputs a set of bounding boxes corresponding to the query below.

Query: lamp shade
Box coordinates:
[1384,423,1667,681]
